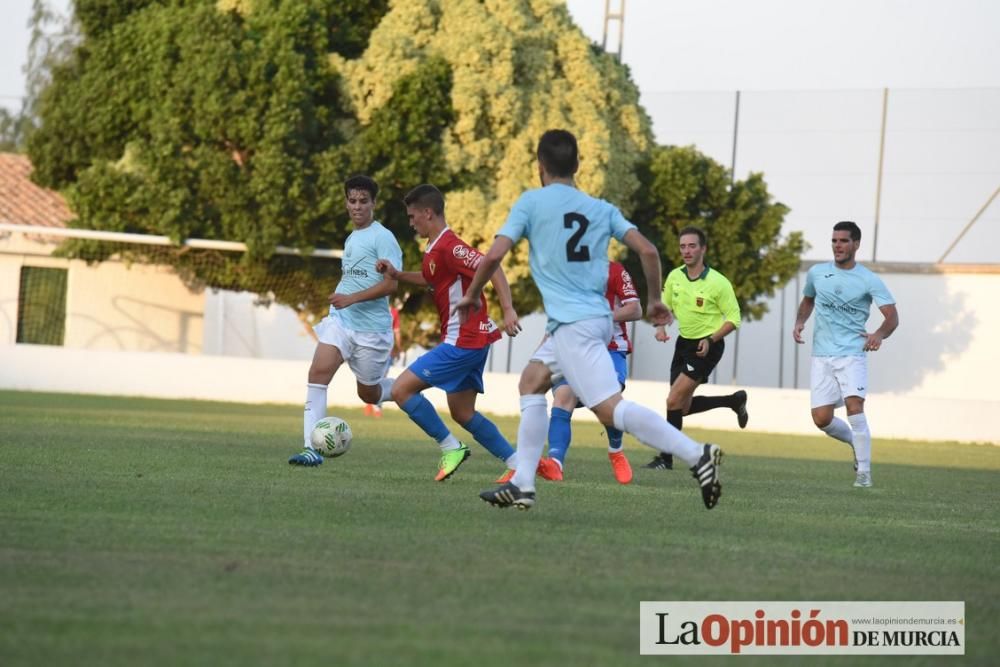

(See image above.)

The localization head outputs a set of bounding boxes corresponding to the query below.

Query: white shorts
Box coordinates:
[810,356,868,409]
[530,317,619,408]
[314,314,393,386]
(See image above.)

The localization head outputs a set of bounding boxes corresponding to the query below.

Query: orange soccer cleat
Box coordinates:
[494,468,516,484]
[608,451,633,485]
[536,457,563,482]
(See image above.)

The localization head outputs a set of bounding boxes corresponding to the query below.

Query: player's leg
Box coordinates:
[838,357,871,487]
[480,360,552,509]
[547,382,577,473]
[560,318,722,509]
[290,316,349,466]
[606,350,632,484]
[810,357,856,466]
[681,340,749,428]
[448,389,517,473]
[391,352,469,482]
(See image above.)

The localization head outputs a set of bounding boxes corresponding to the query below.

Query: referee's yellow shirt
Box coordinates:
[662,265,741,339]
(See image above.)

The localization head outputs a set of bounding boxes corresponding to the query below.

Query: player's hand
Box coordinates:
[792,322,806,344]
[654,326,670,343]
[501,306,522,337]
[375,259,398,278]
[861,331,884,352]
[696,337,711,357]
[647,301,673,327]
[450,293,481,325]
[328,292,355,309]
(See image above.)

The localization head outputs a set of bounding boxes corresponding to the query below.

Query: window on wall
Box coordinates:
[16,266,68,345]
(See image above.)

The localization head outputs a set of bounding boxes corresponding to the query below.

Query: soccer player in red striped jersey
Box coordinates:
[375,184,522,482]
[530,261,642,484]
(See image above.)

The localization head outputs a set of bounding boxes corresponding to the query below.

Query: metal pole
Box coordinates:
[938,184,1000,263]
[792,272,801,389]
[729,90,742,384]
[873,87,889,261]
[778,283,786,388]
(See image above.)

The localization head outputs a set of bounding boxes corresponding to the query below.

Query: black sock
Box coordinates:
[667,409,683,431]
[688,395,736,415]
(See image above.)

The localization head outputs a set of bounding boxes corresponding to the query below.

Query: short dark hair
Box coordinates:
[833,220,861,241]
[678,226,707,247]
[537,129,579,178]
[403,184,445,216]
[344,174,378,199]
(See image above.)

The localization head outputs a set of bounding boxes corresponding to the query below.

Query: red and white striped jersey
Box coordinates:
[607,261,639,353]
[422,228,501,349]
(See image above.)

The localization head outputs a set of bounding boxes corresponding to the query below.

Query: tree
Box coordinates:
[27,1,392,311]
[627,145,804,320]
[333,0,654,313]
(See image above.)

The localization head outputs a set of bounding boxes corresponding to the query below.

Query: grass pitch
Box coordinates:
[1,390,997,666]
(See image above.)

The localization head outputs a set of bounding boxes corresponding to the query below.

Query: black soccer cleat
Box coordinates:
[480,482,536,510]
[644,453,674,470]
[734,390,749,429]
[690,443,723,509]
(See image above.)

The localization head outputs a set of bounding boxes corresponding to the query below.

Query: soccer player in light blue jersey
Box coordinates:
[452,129,723,510]
[289,175,403,467]
[793,221,899,488]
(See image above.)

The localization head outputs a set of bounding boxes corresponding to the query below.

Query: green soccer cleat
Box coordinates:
[435,443,471,481]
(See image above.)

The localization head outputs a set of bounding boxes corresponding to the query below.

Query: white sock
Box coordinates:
[377,377,395,406]
[439,434,462,451]
[848,413,871,473]
[303,383,327,448]
[512,395,548,491]
[612,399,702,467]
[821,417,854,446]
[504,453,517,469]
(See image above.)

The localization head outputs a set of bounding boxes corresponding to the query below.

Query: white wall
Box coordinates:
[1,344,997,444]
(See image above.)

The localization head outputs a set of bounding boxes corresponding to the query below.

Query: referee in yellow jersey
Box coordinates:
[646,226,749,470]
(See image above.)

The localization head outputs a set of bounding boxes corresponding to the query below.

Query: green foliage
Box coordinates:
[628,145,805,320]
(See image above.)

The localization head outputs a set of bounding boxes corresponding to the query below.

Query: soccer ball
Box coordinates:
[310,417,353,458]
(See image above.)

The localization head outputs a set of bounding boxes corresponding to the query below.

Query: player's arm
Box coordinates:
[487,264,522,337]
[329,270,397,309]
[375,259,427,287]
[697,280,741,356]
[451,236,514,324]
[613,299,642,323]
[621,228,673,327]
[792,296,815,344]
[862,303,899,352]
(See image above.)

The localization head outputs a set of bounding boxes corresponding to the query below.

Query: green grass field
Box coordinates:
[1,390,997,666]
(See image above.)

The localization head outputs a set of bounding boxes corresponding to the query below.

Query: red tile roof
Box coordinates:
[0,153,72,228]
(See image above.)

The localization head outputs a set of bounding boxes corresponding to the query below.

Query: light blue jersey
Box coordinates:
[331,221,402,333]
[497,183,636,330]
[804,261,895,356]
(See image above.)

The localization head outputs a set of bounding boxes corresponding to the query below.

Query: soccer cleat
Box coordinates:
[609,451,633,485]
[644,453,674,470]
[435,443,471,482]
[364,404,383,418]
[690,443,723,509]
[536,457,564,481]
[734,390,749,429]
[853,471,873,488]
[494,468,515,484]
[288,448,324,466]
[480,482,536,510]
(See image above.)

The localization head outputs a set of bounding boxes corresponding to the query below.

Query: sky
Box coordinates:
[3,0,1000,115]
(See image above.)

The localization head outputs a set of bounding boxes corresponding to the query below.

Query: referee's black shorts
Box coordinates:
[670,335,725,384]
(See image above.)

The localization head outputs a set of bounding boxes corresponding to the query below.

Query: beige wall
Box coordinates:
[0,234,204,353]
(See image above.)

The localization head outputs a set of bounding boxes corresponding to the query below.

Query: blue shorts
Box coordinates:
[553,349,627,394]
[408,343,490,394]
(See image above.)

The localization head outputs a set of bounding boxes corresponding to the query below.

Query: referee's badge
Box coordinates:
[696,297,704,307]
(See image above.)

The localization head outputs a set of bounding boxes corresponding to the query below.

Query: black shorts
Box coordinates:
[670,336,726,384]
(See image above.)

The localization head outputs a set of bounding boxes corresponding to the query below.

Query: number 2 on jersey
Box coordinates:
[563,213,590,262]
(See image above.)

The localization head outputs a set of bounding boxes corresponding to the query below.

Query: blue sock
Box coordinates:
[547,407,573,464]
[607,426,624,452]
[401,394,450,443]
[461,412,515,462]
